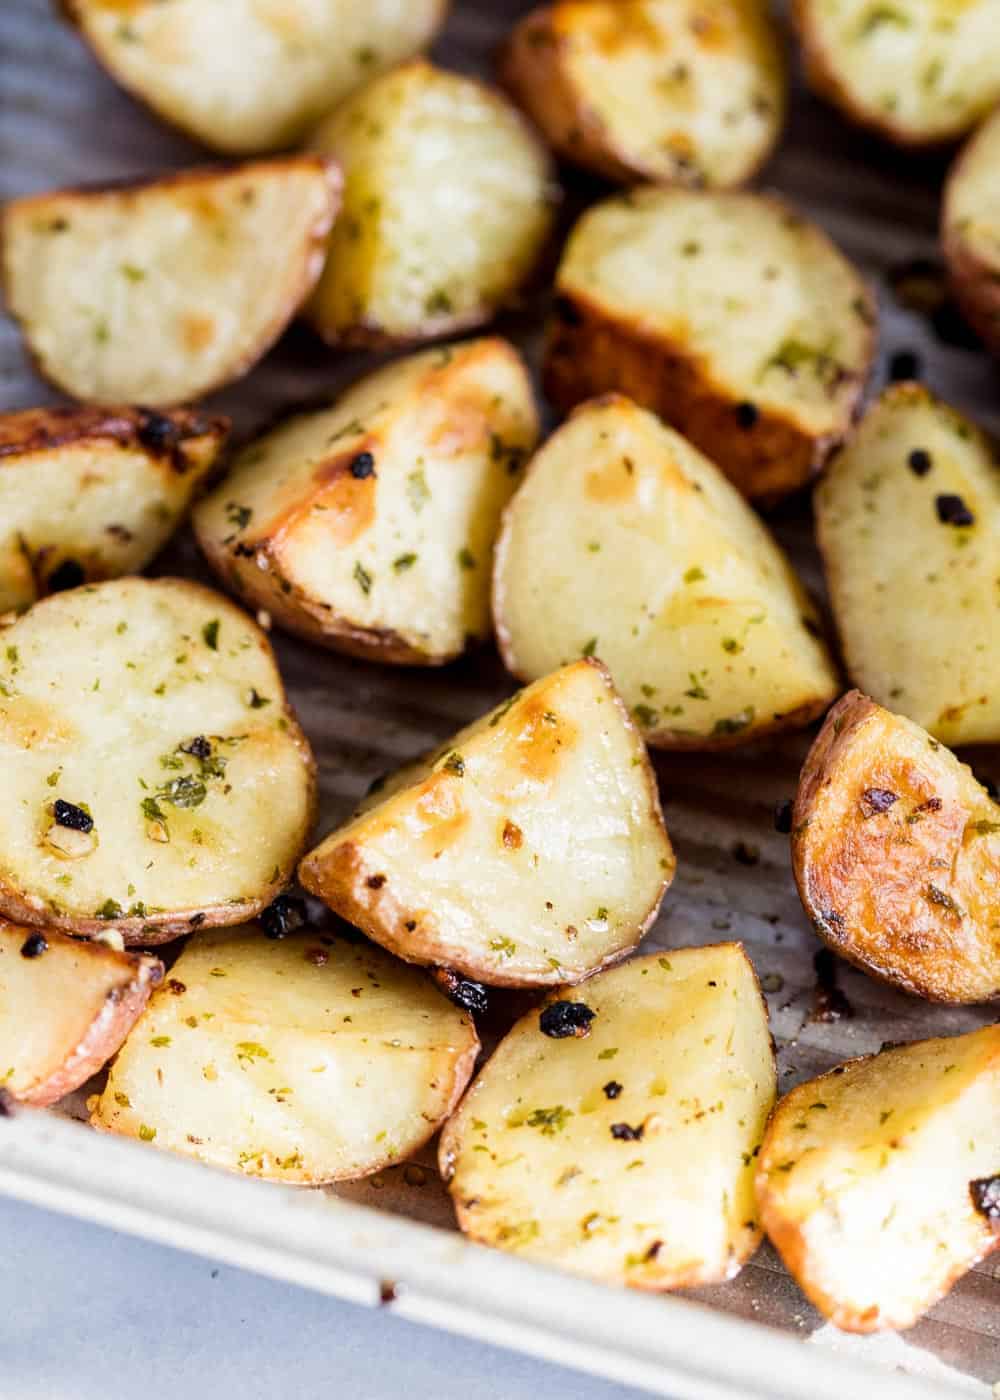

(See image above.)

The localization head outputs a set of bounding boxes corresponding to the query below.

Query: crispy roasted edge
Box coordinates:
[942,131,1000,354]
[299,657,675,986]
[0,404,229,471]
[0,577,318,946]
[0,157,342,406]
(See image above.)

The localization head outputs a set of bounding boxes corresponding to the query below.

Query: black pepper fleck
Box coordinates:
[603,1080,623,1099]
[860,787,898,817]
[936,494,975,526]
[907,448,932,476]
[539,1001,596,1038]
[970,1175,1000,1226]
[20,933,48,959]
[181,735,212,760]
[735,401,759,429]
[47,559,85,593]
[259,893,307,940]
[435,970,489,1016]
[53,799,93,833]
[610,1122,644,1141]
[349,451,376,479]
[888,349,922,383]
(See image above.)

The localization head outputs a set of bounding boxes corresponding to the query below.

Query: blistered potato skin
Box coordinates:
[943,109,1000,354]
[500,0,786,189]
[756,1028,1000,1332]
[0,405,228,614]
[543,189,875,502]
[0,919,162,1107]
[793,691,1000,1003]
[194,338,538,666]
[300,660,674,988]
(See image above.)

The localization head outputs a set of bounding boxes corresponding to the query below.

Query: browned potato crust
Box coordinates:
[943,107,1000,353]
[792,690,1000,1003]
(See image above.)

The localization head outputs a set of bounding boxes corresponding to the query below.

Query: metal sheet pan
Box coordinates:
[1,1,998,1394]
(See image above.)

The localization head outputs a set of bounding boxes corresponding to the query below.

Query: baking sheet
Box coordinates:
[2,1,999,1395]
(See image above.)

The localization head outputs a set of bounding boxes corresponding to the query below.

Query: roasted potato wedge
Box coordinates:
[0,919,162,1108]
[299,659,674,987]
[793,0,1000,148]
[793,690,1000,1003]
[2,158,339,406]
[62,0,448,155]
[756,1026,1000,1331]
[92,926,478,1183]
[494,396,839,749]
[194,339,538,665]
[0,405,227,614]
[815,383,1000,746]
[306,60,555,348]
[0,578,316,944]
[543,188,875,502]
[943,107,1000,353]
[440,943,776,1289]
[501,0,786,188]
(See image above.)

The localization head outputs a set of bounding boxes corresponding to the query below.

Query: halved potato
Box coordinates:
[306,60,556,348]
[500,0,786,188]
[0,405,228,614]
[299,659,674,987]
[793,690,1000,1003]
[440,943,776,1289]
[543,187,876,502]
[943,107,1000,353]
[194,339,538,665]
[815,382,1000,746]
[2,158,339,406]
[756,1026,1000,1331]
[494,396,839,750]
[92,926,478,1183]
[0,919,162,1108]
[793,0,1000,147]
[0,578,316,944]
[62,0,448,154]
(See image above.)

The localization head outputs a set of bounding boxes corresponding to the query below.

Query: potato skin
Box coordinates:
[942,112,1000,354]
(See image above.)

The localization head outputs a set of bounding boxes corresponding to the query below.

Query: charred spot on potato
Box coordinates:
[53,799,94,833]
[860,787,898,817]
[136,409,184,459]
[501,819,523,850]
[167,979,187,995]
[259,893,307,940]
[935,494,975,527]
[47,559,85,593]
[20,933,49,959]
[366,873,386,890]
[925,884,963,918]
[735,401,759,430]
[610,1121,644,1141]
[539,1000,596,1038]
[969,1175,1000,1226]
[349,451,376,479]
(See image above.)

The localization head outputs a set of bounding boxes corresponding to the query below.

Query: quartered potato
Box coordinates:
[943,108,1000,353]
[0,919,162,1108]
[543,187,875,502]
[793,690,1000,1003]
[2,158,339,405]
[793,0,1000,147]
[815,383,1000,746]
[92,927,478,1183]
[494,396,839,749]
[299,660,674,987]
[0,405,227,614]
[440,944,776,1289]
[194,339,538,665]
[63,0,448,154]
[756,1026,1000,1331]
[501,0,786,188]
[0,578,315,944]
[306,60,555,348]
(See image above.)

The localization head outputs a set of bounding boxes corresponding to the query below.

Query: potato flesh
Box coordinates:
[0,578,314,940]
[797,0,1000,143]
[307,62,554,344]
[194,339,538,662]
[68,0,447,153]
[92,928,478,1183]
[300,659,674,986]
[757,1027,1000,1331]
[494,397,838,748]
[816,384,1000,745]
[2,160,337,405]
[0,921,161,1106]
[552,189,871,437]
[441,944,776,1289]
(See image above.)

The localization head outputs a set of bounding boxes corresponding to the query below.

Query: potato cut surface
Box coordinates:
[0,578,315,943]
[306,61,555,347]
[816,383,1000,746]
[793,691,1000,1003]
[0,405,227,614]
[544,188,874,501]
[300,659,674,986]
[65,0,447,153]
[794,0,1000,146]
[441,943,776,1288]
[494,396,838,749]
[0,920,162,1107]
[757,1026,1000,1331]
[943,108,1000,353]
[195,339,537,664]
[2,158,339,405]
[502,0,785,188]
[92,927,478,1184]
